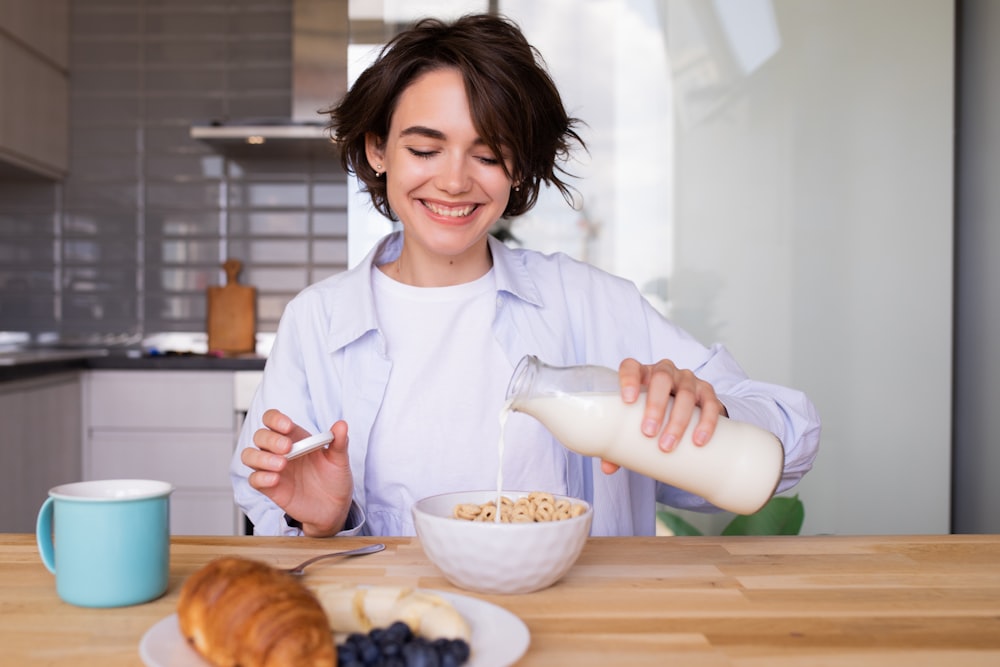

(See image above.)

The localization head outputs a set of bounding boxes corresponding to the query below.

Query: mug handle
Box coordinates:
[36,497,56,574]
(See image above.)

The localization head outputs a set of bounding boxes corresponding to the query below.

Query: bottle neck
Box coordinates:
[506,355,540,407]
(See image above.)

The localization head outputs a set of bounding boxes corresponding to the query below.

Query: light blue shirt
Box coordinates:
[231,231,821,537]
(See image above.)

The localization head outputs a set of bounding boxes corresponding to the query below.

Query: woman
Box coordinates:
[231,14,820,537]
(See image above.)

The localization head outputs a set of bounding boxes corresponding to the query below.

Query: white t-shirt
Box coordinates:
[366,266,562,535]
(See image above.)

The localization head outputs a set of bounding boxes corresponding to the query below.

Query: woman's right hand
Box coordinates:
[242,409,355,537]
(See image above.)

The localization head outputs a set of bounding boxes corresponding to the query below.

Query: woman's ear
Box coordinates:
[365,132,385,172]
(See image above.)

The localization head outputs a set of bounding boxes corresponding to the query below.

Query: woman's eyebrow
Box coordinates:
[399,125,446,140]
[399,125,488,146]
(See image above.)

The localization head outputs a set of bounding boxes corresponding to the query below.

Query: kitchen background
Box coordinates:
[1,0,997,536]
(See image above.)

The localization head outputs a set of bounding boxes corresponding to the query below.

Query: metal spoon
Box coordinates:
[283,543,386,576]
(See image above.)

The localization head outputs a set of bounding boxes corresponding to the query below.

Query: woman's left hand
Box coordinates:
[603,358,727,474]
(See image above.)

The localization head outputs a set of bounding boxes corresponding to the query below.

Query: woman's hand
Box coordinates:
[241,409,355,536]
[602,358,727,475]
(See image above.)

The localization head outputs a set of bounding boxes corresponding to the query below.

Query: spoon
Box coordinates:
[283,543,386,576]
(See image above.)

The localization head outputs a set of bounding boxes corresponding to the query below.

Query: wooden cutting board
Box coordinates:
[207,258,256,355]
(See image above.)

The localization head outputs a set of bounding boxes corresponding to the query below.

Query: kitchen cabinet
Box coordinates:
[0,371,81,532]
[0,0,69,179]
[82,371,241,536]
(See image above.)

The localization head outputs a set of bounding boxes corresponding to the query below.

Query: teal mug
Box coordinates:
[36,479,173,608]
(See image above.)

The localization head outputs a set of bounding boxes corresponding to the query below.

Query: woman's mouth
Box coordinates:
[422,200,478,218]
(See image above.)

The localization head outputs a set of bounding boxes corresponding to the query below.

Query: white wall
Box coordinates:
[665,0,955,534]
[505,0,955,535]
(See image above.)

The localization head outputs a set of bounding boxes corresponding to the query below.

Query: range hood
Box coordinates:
[190,0,348,158]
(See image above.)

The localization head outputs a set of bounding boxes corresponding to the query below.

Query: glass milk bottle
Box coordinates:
[505,355,784,515]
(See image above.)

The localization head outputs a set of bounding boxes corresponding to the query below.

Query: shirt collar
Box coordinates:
[488,233,544,307]
[324,231,545,353]
[323,233,399,354]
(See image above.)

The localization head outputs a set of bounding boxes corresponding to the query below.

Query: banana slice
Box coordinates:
[419,604,471,641]
[314,585,367,633]
[392,591,446,633]
[311,585,471,641]
[363,586,413,629]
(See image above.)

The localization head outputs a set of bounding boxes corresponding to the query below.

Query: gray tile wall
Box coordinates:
[0,0,348,343]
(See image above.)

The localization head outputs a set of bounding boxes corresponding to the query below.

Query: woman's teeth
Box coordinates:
[424,201,476,217]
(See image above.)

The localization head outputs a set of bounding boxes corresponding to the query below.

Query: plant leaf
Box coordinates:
[721,495,804,536]
[656,510,703,536]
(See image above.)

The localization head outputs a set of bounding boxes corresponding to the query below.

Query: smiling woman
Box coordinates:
[361,68,517,287]
[330,14,584,224]
[229,13,820,540]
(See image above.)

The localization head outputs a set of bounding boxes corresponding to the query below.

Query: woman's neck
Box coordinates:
[381,240,493,287]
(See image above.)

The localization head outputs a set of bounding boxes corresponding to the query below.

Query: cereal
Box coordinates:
[451,492,587,523]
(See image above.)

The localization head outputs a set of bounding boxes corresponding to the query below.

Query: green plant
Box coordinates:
[657,495,804,536]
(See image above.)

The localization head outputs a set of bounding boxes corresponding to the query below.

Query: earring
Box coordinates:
[513,183,521,192]
[375,164,383,177]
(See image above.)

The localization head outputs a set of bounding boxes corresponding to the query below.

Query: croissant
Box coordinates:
[177,556,335,667]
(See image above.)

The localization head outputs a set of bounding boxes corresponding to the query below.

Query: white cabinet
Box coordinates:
[82,371,241,536]
[0,0,69,178]
[0,372,81,533]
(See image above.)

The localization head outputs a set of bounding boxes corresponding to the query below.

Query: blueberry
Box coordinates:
[338,623,469,667]
[381,640,402,658]
[355,635,381,665]
[402,641,440,667]
[385,621,414,643]
[337,644,358,663]
[446,639,471,663]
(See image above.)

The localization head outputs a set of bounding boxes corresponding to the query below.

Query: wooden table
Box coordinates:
[3,533,999,666]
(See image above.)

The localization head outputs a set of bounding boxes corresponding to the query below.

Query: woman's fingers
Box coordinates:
[618,358,644,403]
[618,358,724,452]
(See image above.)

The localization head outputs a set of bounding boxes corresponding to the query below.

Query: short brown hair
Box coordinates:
[327,14,585,221]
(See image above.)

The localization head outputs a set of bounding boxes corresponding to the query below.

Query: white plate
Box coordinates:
[139,590,530,667]
[286,431,334,460]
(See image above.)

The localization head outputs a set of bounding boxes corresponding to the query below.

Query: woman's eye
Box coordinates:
[407,148,437,159]
[477,156,501,166]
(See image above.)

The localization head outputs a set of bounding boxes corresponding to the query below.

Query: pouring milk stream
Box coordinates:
[500,355,784,516]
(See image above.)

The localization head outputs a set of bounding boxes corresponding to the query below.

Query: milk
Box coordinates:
[494,399,513,522]
[512,391,784,515]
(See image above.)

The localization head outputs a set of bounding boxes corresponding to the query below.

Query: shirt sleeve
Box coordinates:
[654,342,822,511]
[506,249,822,515]
[242,499,366,537]
[551,258,821,513]
[229,289,357,535]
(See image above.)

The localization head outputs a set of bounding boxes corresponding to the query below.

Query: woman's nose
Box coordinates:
[436,155,471,193]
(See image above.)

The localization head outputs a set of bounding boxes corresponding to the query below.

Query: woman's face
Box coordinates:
[366,67,514,282]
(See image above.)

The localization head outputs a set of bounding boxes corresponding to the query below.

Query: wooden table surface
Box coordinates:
[3,533,1000,666]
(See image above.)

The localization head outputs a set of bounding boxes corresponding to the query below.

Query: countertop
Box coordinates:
[3,533,999,666]
[0,347,266,382]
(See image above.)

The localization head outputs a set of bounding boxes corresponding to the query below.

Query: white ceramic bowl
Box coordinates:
[412,490,593,595]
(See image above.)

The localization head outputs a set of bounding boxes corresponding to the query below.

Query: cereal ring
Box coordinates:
[511,506,533,521]
[535,501,555,522]
[453,503,482,520]
[474,505,497,522]
[451,492,587,523]
[528,492,555,507]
